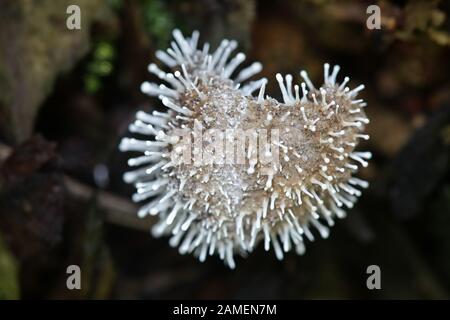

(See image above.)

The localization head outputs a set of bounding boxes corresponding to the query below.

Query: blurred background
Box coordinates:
[0,0,449,299]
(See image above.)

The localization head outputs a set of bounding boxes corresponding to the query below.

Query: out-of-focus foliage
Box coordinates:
[77,206,116,299]
[396,0,450,46]
[140,0,176,49]
[108,0,124,11]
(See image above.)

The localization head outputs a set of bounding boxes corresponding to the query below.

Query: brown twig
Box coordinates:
[0,142,155,232]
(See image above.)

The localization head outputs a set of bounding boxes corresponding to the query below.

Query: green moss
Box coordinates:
[140,0,176,49]
[79,206,116,299]
[0,234,20,300]
[108,0,123,11]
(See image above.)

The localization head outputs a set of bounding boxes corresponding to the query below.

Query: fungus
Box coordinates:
[119,29,371,268]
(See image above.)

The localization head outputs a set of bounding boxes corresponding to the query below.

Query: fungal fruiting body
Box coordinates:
[119,29,371,268]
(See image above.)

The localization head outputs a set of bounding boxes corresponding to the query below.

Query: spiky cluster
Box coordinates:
[119,29,371,268]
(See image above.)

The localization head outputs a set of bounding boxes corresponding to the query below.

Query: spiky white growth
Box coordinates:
[119,30,371,268]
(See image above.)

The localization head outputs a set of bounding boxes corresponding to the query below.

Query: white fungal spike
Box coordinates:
[300,70,315,90]
[236,62,263,83]
[223,52,246,78]
[329,65,340,84]
[276,73,292,105]
[324,63,330,84]
[242,78,268,96]
[257,78,267,104]
[348,84,365,97]
[120,30,371,269]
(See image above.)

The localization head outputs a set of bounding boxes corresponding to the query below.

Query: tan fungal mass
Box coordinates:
[119,29,371,268]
